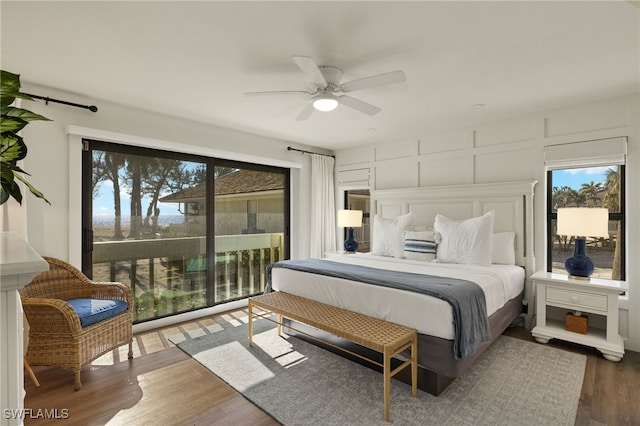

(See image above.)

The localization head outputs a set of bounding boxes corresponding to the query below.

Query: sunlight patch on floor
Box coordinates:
[160,326,182,345]
[180,321,207,338]
[93,328,172,366]
[92,343,136,366]
[219,312,245,327]
[195,340,276,392]
[252,330,307,369]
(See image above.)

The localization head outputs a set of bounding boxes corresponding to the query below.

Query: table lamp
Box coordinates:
[556,207,609,279]
[337,209,363,253]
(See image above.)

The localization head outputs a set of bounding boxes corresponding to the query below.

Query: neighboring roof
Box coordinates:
[159,169,284,203]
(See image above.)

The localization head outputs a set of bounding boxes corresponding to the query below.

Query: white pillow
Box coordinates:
[492,232,516,265]
[404,230,438,261]
[434,211,495,265]
[371,212,413,258]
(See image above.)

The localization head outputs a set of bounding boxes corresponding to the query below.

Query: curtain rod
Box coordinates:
[287,146,334,158]
[23,92,99,113]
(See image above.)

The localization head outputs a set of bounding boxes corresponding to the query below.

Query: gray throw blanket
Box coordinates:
[266,258,490,359]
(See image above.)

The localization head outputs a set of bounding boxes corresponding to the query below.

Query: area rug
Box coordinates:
[170,317,586,425]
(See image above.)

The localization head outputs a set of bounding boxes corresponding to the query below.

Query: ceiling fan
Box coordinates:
[244,56,406,121]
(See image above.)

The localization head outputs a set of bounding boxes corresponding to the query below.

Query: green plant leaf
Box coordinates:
[0,174,20,205]
[0,71,36,104]
[1,68,50,206]
[1,133,27,163]
[7,182,22,204]
[14,172,50,205]
[0,70,20,90]
[0,115,28,133]
[1,161,29,175]
[0,187,9,204]
[1,106,50,122]
[0,164,16,181]
[0,71,21,106]
[0,71,38,108]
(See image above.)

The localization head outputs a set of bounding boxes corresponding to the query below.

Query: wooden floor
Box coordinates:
[23,309,640,426]
[503,326,640,426]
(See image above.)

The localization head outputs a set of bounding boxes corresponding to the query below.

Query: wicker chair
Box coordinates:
[20,257,133,390]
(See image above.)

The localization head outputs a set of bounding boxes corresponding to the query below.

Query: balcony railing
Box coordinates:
[92,233,283,322]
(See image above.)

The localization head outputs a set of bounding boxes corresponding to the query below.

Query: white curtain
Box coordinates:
[310,154,337,257]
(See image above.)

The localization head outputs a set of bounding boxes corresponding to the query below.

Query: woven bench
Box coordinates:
[248,291,417,421]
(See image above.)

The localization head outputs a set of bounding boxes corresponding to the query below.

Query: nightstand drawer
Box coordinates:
[546,287,607,312]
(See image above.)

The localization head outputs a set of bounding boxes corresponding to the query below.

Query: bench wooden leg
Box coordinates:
[249,293,417,422]
[383,346,391,422]
[411,337,418,397]
[277,313,282,336]
[248,301,254,347]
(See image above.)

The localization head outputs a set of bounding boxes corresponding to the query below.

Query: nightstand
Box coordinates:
[324,251,360,260]
[531,271,626,361]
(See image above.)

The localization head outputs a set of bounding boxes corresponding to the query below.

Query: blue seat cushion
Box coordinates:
[67,298,128,327]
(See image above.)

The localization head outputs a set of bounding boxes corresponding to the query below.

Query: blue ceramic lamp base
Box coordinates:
[564,237,594,279]
[343,227,358,253]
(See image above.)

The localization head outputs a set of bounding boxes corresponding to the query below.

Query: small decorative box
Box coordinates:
[565,312,588,334]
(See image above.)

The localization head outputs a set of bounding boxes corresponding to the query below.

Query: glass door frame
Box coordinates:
[81,139,290,322]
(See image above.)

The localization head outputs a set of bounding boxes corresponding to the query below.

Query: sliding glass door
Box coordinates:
[82,140,289,323]
[212,163,286,302]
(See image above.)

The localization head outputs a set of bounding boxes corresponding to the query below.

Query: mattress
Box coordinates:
[269,253,525,340]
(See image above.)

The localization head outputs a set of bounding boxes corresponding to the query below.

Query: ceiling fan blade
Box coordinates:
[295,102,315,121]
[292,56,327,86]
[340,70,406,93]
[244,90,311,96]
[339,95,381,116]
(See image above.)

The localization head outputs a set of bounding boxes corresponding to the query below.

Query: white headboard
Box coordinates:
[372,181,537,315]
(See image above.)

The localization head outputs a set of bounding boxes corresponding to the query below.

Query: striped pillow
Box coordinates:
[404,230,437,261]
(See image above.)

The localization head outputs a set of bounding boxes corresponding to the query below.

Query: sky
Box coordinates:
[551,166,613,190]
[93,180,182,217]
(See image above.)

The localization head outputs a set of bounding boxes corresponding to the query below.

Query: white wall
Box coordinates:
[8,83,639,352]
[335,93,640,353]
[6,82,323,263]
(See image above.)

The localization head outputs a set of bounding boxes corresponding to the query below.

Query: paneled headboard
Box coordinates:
[372,180,537,318]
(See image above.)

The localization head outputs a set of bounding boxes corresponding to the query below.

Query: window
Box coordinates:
[82,140,289,323]
[545,138,626,281]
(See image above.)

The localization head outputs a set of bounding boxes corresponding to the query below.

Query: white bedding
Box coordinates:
[269,253,525,340]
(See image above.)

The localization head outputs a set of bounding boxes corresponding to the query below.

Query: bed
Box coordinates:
[269,180,537,395]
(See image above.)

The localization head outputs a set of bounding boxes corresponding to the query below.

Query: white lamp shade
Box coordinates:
[337,209,363,228]
[557,208,609,238]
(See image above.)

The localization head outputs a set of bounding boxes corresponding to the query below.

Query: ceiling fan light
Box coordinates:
[312,95,339,112]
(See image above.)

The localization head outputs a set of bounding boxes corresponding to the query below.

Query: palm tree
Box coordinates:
[552,186,583,210]
[579,181,603,207]
[603,168,620,279]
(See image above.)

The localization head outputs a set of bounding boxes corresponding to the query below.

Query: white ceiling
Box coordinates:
[2,1,639,151]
